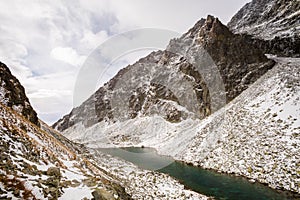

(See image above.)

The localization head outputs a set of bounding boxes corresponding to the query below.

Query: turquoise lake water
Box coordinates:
[98,147,299,200]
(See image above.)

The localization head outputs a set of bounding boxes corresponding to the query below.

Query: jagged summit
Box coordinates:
[53,15,274,134]
[0,62,39,126]
[182,15,231,40]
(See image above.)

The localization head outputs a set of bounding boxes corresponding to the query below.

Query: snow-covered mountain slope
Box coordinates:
[61,57,300,194]
[228,0,300,40]
[53,15,274,132]
[90,149,208,200]
[0,102,133,199]
[228,0,300,57]
[0,62,39,126]
[0,102,209,199]
[175,57,300,193]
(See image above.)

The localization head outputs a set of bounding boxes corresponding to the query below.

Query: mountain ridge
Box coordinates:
[53,15,275,132]
[228,0,300,57]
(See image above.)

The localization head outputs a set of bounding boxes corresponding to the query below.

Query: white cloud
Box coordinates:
[79,30,109,52]
[51,46,86,67]
[24,71,77,124]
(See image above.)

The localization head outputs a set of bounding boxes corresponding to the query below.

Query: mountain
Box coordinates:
[228,0,300,57]
[0,62,208,199]
[53,15,274,132]
[0,62,39,126]
[51,2,299,196]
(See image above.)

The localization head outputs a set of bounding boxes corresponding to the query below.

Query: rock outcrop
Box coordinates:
[0,62,39,126]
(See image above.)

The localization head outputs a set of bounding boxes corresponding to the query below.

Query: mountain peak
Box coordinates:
[53,14,274,132]
[183,15,231,40]
[198,15,232,41]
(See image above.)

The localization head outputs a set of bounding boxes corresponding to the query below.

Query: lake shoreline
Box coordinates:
[96,146,300,200]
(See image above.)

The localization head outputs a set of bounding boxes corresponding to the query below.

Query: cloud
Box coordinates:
[51,46,86,67]
[0,40,33,80]
[79,30,109,52]
[25,71,76,124]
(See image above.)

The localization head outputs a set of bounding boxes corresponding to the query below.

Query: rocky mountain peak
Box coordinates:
[182,15,232,41]
[199,15,232,39]
[53,15,274,132]
[0,62,39,126]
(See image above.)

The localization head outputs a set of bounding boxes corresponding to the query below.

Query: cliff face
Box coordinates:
[0,62,39,126]
[228,0,300,57]
[53,15,274,132]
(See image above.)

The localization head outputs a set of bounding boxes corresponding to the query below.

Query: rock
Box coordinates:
[0,62,39,126]
[12,188,20,197]
[92,189,115,200]
[46,167,61,178]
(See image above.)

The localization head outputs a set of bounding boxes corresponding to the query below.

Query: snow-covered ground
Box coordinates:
[0,103,116,199]
[90,149,209,200]
[62,57,300,194]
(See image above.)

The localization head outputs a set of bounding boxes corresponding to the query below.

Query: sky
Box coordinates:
[0,0,250,125]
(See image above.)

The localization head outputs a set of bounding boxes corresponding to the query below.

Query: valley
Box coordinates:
[0,0,299,199]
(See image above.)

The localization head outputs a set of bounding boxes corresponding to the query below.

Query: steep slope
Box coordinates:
[53,15,274,133]
[0,62,39,126]
[175,57,300,194]
[228,0,300,57]
[228,0,300,39]
[0,102,131,199]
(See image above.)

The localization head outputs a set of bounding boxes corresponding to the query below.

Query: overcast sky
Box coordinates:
[0,0,250,124]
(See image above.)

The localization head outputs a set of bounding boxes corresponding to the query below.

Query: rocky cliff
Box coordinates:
[53,15,274,132]
[0,62,39,126]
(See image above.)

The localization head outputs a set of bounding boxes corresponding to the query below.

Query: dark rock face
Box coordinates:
[0,62,39,126]
[228,0,300,57]
[192,16,274,101]
[53,15,274,132]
